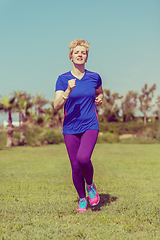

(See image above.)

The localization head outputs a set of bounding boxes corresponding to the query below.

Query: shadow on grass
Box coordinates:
[87,193,118,211]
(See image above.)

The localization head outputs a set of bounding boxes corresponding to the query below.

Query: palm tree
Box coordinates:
[13,91,25,126]
[14,91,33,122]
[43,101,63,129]
[0,95,16,147]
[51,101,63,128]
[13,91,33,145]
[32,94,48,116]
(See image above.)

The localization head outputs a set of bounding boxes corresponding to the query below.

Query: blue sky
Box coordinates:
[0,0,160,122]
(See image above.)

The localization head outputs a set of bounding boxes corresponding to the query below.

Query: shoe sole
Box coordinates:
[77,209,87,212]
[90,196,100,206]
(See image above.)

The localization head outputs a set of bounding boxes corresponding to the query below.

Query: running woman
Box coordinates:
[54,39,104,212]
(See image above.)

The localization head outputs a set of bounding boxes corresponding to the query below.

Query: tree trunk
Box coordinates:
[58,113,62,128]
[19,112,22,127]
[8,110,12,125]
[144,112,147,125]
[19,124,26,145]
[6,124,14,147]
[6,110,14,147]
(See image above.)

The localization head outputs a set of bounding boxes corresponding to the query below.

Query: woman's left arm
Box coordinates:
[95,85,104,106]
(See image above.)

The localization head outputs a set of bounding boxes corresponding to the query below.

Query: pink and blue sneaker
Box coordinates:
[87,183,100,206]
[77,198,88,212]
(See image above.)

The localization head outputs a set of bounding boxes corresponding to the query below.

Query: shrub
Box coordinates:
[24,125,44,146]
[13,130,20,146]
[13,124,63,146]
[0,131,7,149]
[34,125,43,135]
[142,128,158,140]
[120,137,159,144]
[36,115,45,126]
[99,120,158,136]
[44,129,61,144]
[98,132,119,143]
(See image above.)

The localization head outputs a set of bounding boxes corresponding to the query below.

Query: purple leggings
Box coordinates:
[64,130,98,199]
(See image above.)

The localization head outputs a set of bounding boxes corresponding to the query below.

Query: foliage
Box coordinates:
[32,94,48,116]
[0,95,16,118]
[139,83,156,125]
[97,132,119,143]
[35,114,46,126]
[13,129,20,145]
[13,91,33,123]
[13,125,63,146]
[99,89,122,122]
[0,144,160,239]
[121,91,138,122]
[99,120,159,136]
[0,95,17,147]
[10,119,158,147]
[0,131,7,149]
[44,103,63,128]
[120,136,158,144]
[24,125,44,146]
[1,86,159,148]
[44,129,62,144]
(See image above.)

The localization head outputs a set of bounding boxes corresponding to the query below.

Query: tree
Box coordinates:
[121,91,138,122]
[44,101,63,128]
[32,94,48,116]
[13,91,26,125]
[152,95,160,121]
[99,89,122,122]
[0,95,16,147]
[13,91,33,145]
[139,83,156,125]
[13,91,33,123]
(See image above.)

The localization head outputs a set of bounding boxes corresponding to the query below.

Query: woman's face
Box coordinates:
[70,45,88,65]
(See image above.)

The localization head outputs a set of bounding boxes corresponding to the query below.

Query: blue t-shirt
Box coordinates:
[55,69,102,135]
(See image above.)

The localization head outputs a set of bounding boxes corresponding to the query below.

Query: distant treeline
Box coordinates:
[0,83,160,147]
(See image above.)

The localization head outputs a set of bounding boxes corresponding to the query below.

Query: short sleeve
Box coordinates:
[55,76,65,92]
[96,74,102,89]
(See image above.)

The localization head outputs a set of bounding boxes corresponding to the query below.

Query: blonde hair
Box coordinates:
[68,39,90,59]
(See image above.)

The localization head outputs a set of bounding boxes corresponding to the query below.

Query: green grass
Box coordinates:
[0,144,160,239]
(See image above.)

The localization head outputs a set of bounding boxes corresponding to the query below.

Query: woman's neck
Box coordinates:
[71,64,85,79]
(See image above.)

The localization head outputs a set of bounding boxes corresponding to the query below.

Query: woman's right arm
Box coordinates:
[54,78,76,111]
[54,89,71,111]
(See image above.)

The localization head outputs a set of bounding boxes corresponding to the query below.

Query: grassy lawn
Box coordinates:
[0,143,160,239]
